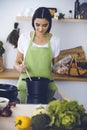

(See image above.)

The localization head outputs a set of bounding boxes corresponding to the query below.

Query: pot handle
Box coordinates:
[50,80,54,82]
[17,89,20,91]
[22,78,26,81]
[22,78,32,82]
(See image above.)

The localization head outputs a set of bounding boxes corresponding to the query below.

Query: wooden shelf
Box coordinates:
[53,18,87,23]
[16,16,87,23]
[0,68,20,80]
[52,73,87,82]
[16,16,32,21]
[0,68,87,82]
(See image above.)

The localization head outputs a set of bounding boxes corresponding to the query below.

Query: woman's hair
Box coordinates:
[32,7,52,33]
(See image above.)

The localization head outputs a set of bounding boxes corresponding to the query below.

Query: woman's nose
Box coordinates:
[39,26,43,31]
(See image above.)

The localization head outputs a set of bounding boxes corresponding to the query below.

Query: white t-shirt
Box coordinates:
[18,32,60,58]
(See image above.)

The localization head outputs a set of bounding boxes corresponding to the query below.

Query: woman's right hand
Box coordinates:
[14,51,27,73]
[17,63,27,73]
[14,63,27,73]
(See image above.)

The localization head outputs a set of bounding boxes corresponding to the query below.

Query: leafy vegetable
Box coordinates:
[0,41,5,56]
[47,100,87,130]
[30,100,87,130]
[0,100,6,103]
[80,113,87,128]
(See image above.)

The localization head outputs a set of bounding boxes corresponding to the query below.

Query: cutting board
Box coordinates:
[58,46,86,62]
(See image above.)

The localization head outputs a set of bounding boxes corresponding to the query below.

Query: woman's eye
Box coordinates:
[35,23,49,27]
[43,24,49,27]
[35,23,40,26]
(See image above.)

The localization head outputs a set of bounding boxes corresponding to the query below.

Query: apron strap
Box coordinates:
[46,33,51,48]
[29,32,35,46]
[24,32,35,63]
[30,32,51,47]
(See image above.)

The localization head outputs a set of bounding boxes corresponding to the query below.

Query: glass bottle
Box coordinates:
[74,0,80,19]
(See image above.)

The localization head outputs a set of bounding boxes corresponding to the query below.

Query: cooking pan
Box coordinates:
[22,77,53,104]
[0,84,18,99]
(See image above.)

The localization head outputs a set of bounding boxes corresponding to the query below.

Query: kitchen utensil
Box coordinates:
[20,59,32,81]
[0,84,19,103]
[25,69,32,81]
[22,77,53,104]
[0,97,9,110]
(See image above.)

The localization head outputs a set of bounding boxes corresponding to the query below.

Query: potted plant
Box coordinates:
[0,41,5,72]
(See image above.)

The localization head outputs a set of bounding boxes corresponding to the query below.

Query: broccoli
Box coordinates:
[31,113,51,130]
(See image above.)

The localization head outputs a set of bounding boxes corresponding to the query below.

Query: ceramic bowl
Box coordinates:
[0,97,9,110]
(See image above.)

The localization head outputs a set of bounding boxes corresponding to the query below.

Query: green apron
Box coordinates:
[17,32,57,103]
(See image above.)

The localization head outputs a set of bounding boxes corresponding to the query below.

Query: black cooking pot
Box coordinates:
[0,84,18,102]
[22,77,53,104]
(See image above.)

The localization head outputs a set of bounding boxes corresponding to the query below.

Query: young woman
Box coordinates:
[14,7,63,103]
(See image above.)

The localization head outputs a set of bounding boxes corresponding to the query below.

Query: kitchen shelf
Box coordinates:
[16,16,87,23]
[0,68,87,82]
[16,16,32,21]
[0,68,20,80]
[52,73,87,82]
[54,18,87,23]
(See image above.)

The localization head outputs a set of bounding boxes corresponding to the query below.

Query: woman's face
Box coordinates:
[34,18,49,35]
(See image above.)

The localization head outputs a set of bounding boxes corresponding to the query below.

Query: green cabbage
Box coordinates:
[47,100,87,130]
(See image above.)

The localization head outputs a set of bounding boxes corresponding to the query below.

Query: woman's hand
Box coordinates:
[14,62,27,73]
[17,63,27,73]
[14,51,27,73]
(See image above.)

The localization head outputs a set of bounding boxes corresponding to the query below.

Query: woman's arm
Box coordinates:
[14,51,26,73]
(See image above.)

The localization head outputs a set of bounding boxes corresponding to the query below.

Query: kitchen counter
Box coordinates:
[0,68,20,80]
[0,104,41,130]
[0,104,86,130]
[0,68,87,82]
[52,72,87,82]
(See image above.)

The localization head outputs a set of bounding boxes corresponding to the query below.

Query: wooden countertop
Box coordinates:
[0,104,86,130]
[0,68,87,82]
[0,68,20,80]
[0,104,43,130]
[52,73,87,82]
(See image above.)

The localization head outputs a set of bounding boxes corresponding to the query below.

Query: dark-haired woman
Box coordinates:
[14,7,63,103]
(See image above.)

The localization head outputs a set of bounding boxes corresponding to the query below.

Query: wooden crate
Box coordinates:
[58,46,86,62]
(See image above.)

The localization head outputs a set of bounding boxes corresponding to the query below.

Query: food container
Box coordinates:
[0,97,9,110]
[0,84,19,102]
[22,77,53,104]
